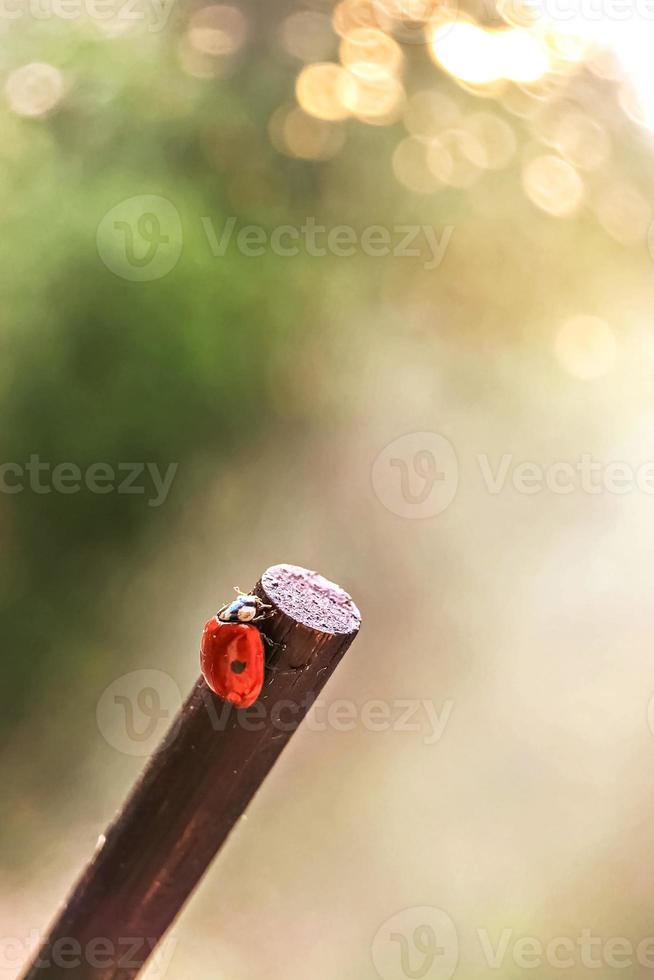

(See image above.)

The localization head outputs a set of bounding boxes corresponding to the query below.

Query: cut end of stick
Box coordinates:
[260,563,361,635]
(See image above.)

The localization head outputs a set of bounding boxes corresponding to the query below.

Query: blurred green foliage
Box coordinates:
[1,5,647,754]
[0,27,328,730]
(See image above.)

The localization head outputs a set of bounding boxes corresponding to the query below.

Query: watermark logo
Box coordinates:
[96,195,183,282]
[371,0,460,44]
[96,669,182,756]
[371,432,459,519]
[372,907,459,980]
[372,914,654,975]
[373,431,654,520]
[97,202,454,277]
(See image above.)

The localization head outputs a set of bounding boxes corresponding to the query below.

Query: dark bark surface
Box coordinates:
[23,564,361,980]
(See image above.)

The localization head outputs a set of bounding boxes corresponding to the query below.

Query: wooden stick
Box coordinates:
[22,564,361,980]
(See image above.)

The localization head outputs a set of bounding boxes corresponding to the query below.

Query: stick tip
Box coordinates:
[260,564,361,636]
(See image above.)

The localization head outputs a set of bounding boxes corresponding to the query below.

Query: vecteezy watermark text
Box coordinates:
[0,456,177,507]
[372,432,654,520]
[199,692,454,745]
[371,907,654,980]
[477,927,654,970]
[0,0,173,30]
[499,0,654,23]
[96,668,455,755]
[0,932,177,976]
[201,216,454,271]
[96,196,455,281]
[478,453,654,496]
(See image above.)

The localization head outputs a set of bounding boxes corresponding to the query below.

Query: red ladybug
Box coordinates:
[200,592,272,709]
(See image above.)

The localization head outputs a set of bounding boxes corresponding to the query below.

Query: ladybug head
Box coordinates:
[217,593,270,624]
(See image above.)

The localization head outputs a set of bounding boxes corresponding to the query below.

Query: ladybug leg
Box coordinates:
[257,628,286,666]
[252,605,273,623]
[263,641,287,670]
